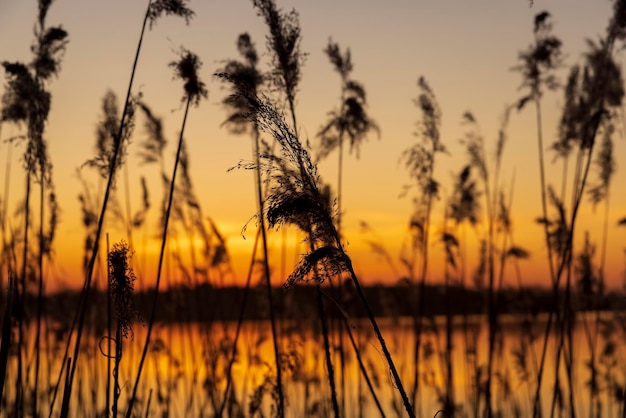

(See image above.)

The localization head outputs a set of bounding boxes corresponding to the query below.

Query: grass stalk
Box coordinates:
[127,46,207,411]
[17,171,30,417]
[316,284,340,417]
[344,261,415,417]
[58,5,152,415]
[0,273,14,411]
[253,126,286,417]
[126,95,191,417]
[34,158,45,417]
[320,287,386,416]
[217,227,260,416]
[112,320,122,417]
[106,235,112,416]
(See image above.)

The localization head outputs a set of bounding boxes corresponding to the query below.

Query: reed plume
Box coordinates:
[238,1,308,409]
[317,40,379,235]
[1,1,67,413]
[222,81,415,416]
[252,0,305,131]
[400,76,445,412]
[58,3,194,415]
[107,241,139,416]
[126,47,207,418]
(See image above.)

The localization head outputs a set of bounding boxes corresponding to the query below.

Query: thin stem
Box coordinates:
[106,235,112,417]
[339,306,385,417]
[317,285,340,417]
[250,124,285,416]
[318,284,386,416]
[34,161,45,417]
[112,325,122,417]
[411,143,437,414]
[0,273,14,411]
[345,260,415,418]
[217,227,260,417]
[58,4,152,415]
[531,94,559,418]
[17,170,30,418]
[125,95,192,418]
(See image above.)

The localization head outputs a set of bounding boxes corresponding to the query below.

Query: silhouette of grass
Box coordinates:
[126,46,207,418]
[1,1,626,417]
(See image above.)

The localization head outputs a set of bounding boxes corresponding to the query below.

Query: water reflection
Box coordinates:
[5,312,625,417]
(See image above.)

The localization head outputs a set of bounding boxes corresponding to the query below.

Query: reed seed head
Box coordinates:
[252,0,305,104]
[108,241,139,339]
[170,48,208,107]
[148,0,195,29]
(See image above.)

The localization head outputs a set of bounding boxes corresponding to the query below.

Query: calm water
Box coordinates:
[5,312,625,417]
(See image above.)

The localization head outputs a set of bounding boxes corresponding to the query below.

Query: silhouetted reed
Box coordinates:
[106,241,139,415]
[0,273,15,412]
[579,120,617,418]
[2,1,626,416]
[452,105,516,417]
[248,1,309,410]
[399,76,445,413]
[315,39,379,416]
[216,32,277,418]
[218,79,415,416]
[1,0,67,413]
[126,46,207,418]
[252,0,305,132]
[521,4,626,416]
[317,40,379,235]
[58,2,194,415]
[514,10,562,282]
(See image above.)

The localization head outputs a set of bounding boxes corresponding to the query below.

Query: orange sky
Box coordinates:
[1,0,625,291]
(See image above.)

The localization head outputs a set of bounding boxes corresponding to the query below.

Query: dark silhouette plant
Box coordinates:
[216,32,278,418]
[317,40,379,237]
[514,10,563,281]
[315,40,379,415]
[455,107,515,417]
[0,0,67,413]
[225,84,416,417]
[400,76,445,411]
[525,4,626,415]
[57,2,194,416]
[126,47,207,418]
[248,1,308,411]
[106,241,139,416]
[252,0,305,132]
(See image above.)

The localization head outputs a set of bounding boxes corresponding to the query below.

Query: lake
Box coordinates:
[3,311,625,417]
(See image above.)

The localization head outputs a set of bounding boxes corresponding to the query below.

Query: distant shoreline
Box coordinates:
[19,283,626,325]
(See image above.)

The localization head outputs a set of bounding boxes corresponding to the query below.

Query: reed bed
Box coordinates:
[1,0,626,417]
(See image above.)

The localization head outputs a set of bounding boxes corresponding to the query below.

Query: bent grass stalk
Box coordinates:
[228,89,415,417]
[251,1,310,410]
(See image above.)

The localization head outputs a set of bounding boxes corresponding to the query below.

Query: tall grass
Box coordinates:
[126,47,207,418]
[0,1,625,417]
[400,76,445,415]
[57,1,194,415]
[515,4,626,416]
[1,0,68,414]
[223,85,415,416]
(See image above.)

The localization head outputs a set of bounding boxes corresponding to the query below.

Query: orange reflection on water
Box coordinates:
[5,312,626,417]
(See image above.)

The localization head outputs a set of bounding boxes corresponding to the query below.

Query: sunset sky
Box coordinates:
[1,0,625,291]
